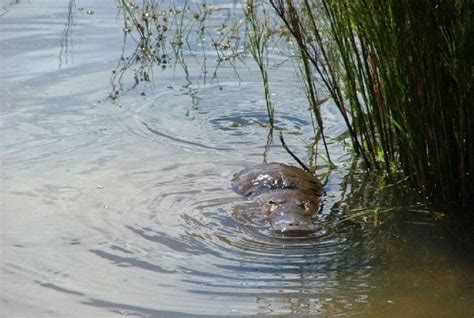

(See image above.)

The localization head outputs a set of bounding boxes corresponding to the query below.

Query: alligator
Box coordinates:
[232,163,324,234]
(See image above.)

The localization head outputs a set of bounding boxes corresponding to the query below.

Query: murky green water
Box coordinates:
[1,1,473,317]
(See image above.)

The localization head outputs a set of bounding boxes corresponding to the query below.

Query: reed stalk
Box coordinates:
[244,0,275,127]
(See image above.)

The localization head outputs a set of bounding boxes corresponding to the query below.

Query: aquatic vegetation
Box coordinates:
[110,0,176,98]
[111,0,249,98]
[267,0,473,216]
[336,169,444,227]
[244,0,275,126]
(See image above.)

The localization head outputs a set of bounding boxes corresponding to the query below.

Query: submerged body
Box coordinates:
[232,163,323,234]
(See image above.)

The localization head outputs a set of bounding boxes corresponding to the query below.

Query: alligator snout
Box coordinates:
[269,207,316,234]
[232,163,323,235]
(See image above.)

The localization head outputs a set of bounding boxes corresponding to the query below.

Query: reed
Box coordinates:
[244,0,275,126]
[112,0,247,97]
[268,0,473,213]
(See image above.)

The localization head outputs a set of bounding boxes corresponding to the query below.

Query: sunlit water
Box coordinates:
[1,1,473,317]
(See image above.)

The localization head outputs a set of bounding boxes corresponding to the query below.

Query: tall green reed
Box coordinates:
[268,0,473,211]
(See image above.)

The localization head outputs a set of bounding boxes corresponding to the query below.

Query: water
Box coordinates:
[1,1,473,317]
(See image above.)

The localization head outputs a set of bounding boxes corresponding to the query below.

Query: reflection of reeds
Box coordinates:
[337,168,442,227]
[59,0,76,68]
[268,0,473,212]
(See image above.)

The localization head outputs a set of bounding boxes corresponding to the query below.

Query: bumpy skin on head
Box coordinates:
[232,163,323,234]
[232,163,323,197]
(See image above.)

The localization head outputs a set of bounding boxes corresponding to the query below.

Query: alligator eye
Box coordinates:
[267,200,277,205]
